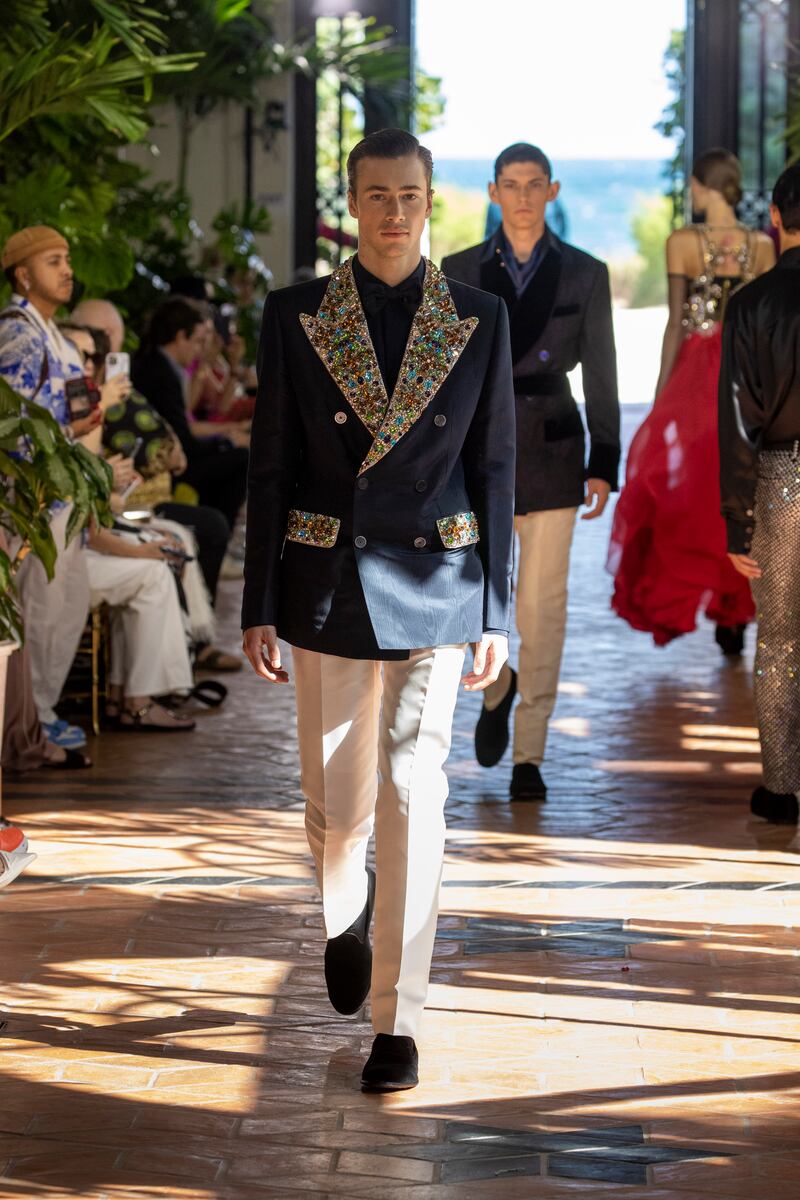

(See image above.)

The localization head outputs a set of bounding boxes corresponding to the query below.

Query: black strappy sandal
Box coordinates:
[158,681,228,711]
[42,749,92,770]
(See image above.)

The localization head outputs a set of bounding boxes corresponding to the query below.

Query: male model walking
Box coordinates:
[242,129,515,1090]
[719,161,800,826]
[442,143,620,801]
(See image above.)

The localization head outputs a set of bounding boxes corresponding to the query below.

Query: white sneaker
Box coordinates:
[0,850,37,888]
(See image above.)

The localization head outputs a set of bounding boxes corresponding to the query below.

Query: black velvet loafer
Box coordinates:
[509,762,547,802]
[475,667,517,767]
[361,1034,419,1092]
[751,786,799,825]
[324,867,375,1015]
[715,623,746,656]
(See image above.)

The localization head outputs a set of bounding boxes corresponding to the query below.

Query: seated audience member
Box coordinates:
[193,308,255,425]
[85,520,197,732]
[67,316,240,672]
[131,298,249,531]
[1,528,90,772]
[0,226,93,750]
[3,644,91,771]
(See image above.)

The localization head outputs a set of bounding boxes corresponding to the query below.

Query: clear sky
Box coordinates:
[416,0,686,160]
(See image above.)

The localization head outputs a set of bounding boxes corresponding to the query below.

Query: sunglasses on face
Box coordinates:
[81,350,105,368]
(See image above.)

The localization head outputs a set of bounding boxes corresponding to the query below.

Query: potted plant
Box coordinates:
[0,377,112,830]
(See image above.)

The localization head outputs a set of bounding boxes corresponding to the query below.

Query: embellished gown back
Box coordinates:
[608,227,757,645]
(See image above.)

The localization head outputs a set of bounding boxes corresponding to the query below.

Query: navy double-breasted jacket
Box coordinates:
[241,257,516,659]
[442,229,620,514]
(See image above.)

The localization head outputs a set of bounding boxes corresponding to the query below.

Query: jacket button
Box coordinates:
[746,509,753,517]
[415,479,427,492]
[354,535,367,548]
[334,411,347,424]
[434,414,446,427]
[414,536,427,548]
[357,477,369,490]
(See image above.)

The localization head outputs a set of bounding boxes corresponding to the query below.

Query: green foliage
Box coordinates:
[0,1,200,307]
[629,195,672,309]
[0,379,112,644]
[655,28,686,227]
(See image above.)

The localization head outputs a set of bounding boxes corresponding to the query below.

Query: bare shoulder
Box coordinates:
[665,226,697,270]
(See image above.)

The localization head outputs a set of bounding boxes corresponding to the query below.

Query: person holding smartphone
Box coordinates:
[0,226,95,749]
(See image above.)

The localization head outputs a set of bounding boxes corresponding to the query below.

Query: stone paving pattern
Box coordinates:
[1,406,799,1199]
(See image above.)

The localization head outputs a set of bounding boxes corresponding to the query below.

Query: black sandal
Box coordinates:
[42,748,92,770]
[119,703,196,733]
[159,681,228,710]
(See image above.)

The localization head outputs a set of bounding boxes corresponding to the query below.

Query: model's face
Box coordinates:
[17,249,74,307]
[348,154,432,262]
[489,162,559,233]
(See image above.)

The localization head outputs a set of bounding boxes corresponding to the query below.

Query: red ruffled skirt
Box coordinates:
[608,326,754,646]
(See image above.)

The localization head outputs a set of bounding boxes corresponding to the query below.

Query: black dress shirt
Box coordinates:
[352,256,425,396]
[719,246,800,553]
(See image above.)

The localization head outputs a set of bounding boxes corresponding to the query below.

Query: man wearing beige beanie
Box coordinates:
[0,225,91,747]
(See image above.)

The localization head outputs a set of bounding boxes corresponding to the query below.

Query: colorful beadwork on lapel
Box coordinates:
[299,258,478,474]
[437,511,480,548]
[299,261,386,436]
[286,509,341,548]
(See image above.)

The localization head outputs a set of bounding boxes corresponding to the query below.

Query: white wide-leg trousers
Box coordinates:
[292,643,466,1038]
[15,506,90,725]
[85,552,193,698]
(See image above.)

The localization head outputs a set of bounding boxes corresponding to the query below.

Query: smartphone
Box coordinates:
[118,438,144,501]
[105,351,130,381]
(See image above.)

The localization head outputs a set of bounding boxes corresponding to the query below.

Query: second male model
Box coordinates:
[243,129,515,1091]
[443,143,621,801]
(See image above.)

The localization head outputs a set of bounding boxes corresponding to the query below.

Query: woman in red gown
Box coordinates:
[608,149,775,650]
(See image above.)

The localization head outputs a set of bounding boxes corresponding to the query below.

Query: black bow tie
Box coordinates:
[361,276,423,317]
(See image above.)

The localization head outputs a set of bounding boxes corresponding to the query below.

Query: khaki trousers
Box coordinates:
[485,507,577,765]
[15,506,90,726]
[292,643,466,1038]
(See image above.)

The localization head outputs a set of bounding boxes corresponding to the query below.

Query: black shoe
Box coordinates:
[475,667,517,767]
[751,786,799,825]
[361,1034,419,1092]
[324,867,375,1015]
[715,623,746,656]
[510,762,547,802]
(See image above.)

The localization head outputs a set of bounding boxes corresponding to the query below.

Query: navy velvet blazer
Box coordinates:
[241,257,516,658]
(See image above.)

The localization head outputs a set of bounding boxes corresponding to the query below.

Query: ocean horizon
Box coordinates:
[433,157,669,258]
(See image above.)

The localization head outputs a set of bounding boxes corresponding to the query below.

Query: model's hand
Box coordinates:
[462,633,508,692]
[242,624,290,683]
[728,552,761,579]
[582,478,611,520]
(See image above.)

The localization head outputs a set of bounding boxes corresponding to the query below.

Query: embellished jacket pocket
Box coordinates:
[286,509,341,548]
[437,512,480,549]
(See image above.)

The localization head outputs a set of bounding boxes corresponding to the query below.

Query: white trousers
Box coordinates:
[292,644,466,1038]
[85,552,193,697]
[16,506,90,725]
[485,507,577,765]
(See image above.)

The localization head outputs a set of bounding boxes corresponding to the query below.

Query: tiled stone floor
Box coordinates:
[1,405,799,1198]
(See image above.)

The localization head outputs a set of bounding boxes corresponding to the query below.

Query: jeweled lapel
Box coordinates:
[300,258,478,475]
[299,259,387,436]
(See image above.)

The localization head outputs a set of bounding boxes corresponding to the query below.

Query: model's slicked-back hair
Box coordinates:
[494,142,552,182]
[347,128,433,193]
[772,162,800,232]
